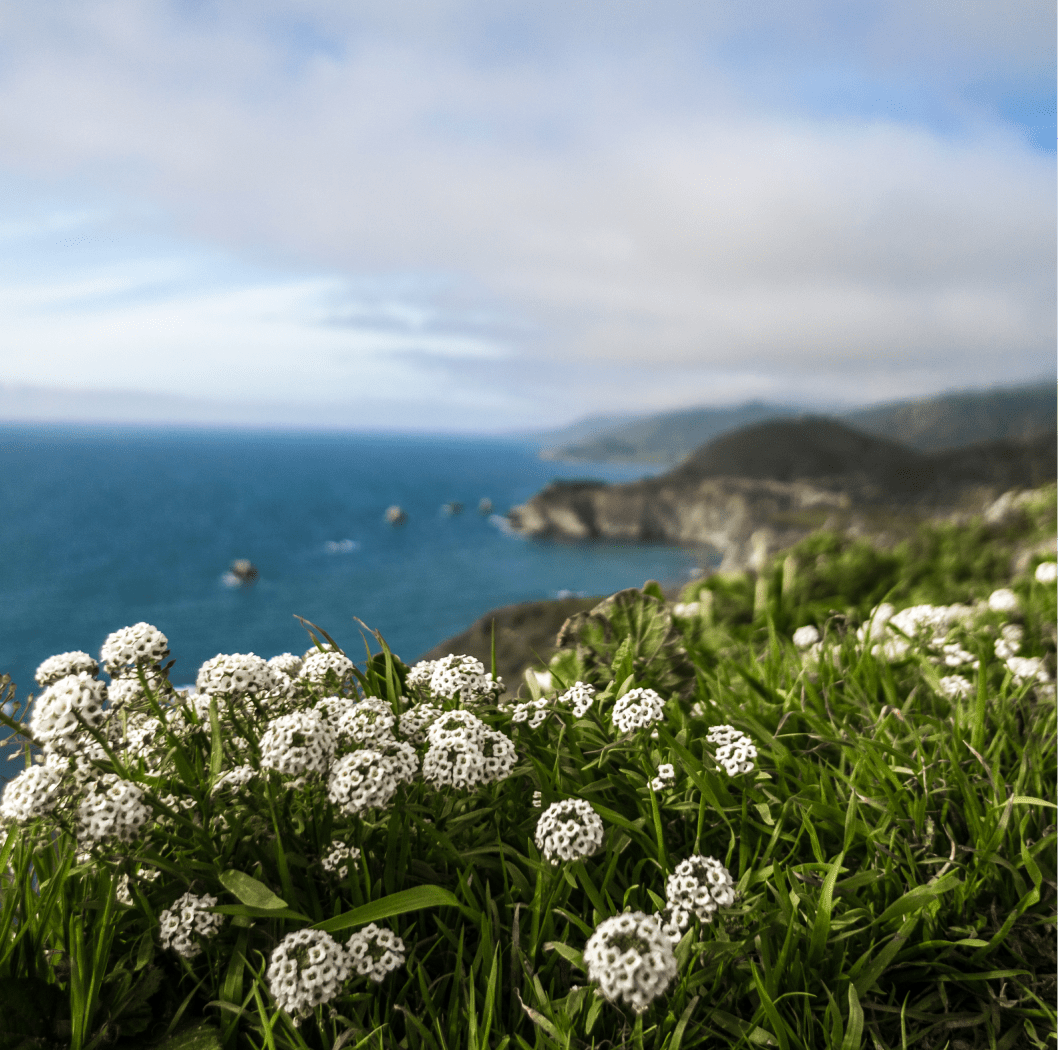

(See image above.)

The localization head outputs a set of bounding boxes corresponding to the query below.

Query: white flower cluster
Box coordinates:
[994,624,1024,661]
[328,697,396,747]
[650,763,675,792]
[427,654,504,704]
[100,623,169,677]
[75,776,153,845]
[259,710,336,779]
[558,682,596,718]
[1035,561,1058,584]
[988,588,1020,614]
[611,688,666,735]
[300,650,356,688]
[107,669,171,709]
[268,652,304,679]
[858,603,975,662]
[1007,656,1051,686]
[398,702,442,744]
[197,653,280,697]
[0,763,65,825]
[705,725,757,776]
[671,602,700,621]
[30,673,108,753]
[792,625,820,649]
[534,799,605,865]
[211,764,258,795]
[511,696,550,728]
[938,643,979,670]
[267,929,352,1025]
[531,790,543,807]
[327,750,402,815]
[421,711,516,789]
[321,842,361,879]
[35,651,98,687]
[158,892,225,959]
[405,661,435,690]
[583,911,678,1014]
[345,923,406,982]
[665,854,737,925]
[937,675,974,700]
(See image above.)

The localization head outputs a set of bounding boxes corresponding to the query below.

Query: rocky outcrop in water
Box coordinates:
[508,418,1056,572]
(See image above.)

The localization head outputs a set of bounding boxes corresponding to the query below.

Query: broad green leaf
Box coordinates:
[313,884,463,933]
[544,941,585,971]
[840,984,864,1050]
[875,871,960,925]
[669,995,700,1050]
[218,870,288,910]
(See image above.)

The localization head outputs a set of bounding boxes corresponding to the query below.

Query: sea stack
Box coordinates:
[385,505,408,525]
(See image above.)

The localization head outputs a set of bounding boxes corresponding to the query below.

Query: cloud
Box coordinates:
[0,2,1052,427]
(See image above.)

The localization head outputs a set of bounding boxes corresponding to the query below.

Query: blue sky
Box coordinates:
[0,1,1053,432]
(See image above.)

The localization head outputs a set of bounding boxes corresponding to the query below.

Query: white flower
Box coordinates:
[534,799,605,865]
[321,842,361,879]
[100,623,169,677]
[30,673,108,753]
[936,676,973,700]
[267,929,352,1025]
[268,653,304,679]
[1006,656,1051,686]
[611,688,666,735]
[672,602,700,620]
[477,728,518,785]
[988,588,1020,614]
[405,660,436,689]
[197,653,281,697]
[260,710,336,779]
[426,709,488,749]
[35,651,98,688]
[650,903,691,946]
[650,763,675,792]
[328,750,401,815]
[300,650,356,689]
[1035,561,1058,584]
[211,764,258,795]
[345,923,406,983]
[0,763,65,824]
[792,625,821,649]
[706,725,757,776]
[665,855,737,924]
[940,643,979,669]
[558,682,596,718]
[428,654,487,701]
[328,697,397,747]
[107,670,171,709]
[583,911,678,1014]
[531,790,543,807]
[398,702,442,744]
[421,739,487,790]
[76,776,153,845]
[158,892,225,959]
[994,624,1024,661]
[512,696,550,728]
[690,702,705,718]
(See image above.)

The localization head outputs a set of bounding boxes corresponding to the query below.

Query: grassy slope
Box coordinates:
[0,486,1054,1050]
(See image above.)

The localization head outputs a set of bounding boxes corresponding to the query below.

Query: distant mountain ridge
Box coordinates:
[508,415,1056,572]
[538,381,1056,464]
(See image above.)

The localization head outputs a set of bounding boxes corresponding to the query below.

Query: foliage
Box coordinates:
[0,491,1055,1050]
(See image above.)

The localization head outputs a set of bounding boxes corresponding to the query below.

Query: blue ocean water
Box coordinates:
[0,424,706,773]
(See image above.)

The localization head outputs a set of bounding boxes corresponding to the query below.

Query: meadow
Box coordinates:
[0,485,1055,1050]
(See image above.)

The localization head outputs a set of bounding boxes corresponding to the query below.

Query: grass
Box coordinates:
[0,485,1055,1050]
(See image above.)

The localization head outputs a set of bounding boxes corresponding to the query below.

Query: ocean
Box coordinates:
[0,425,706,775]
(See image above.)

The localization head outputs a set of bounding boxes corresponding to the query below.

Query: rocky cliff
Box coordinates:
[507,418,1056,572]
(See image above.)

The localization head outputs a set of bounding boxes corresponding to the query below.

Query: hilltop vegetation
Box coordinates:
[0,485,1054,1049]
[538,381,1056,466]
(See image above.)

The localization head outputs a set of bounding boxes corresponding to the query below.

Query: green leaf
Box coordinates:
[839,984,864,1050]
[312,884,464,933]
[543,941,586,972]
[148,1021,225,1050]
[807,850,844,969]
[875,871,960,926]
[218,870,288,910]
[669,995,700,1050]
[211,904,309,921]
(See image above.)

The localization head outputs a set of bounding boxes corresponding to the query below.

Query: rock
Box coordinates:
[385,505,407,525]
[506,419,1056,573]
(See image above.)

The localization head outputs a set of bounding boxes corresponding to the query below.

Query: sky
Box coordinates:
[0,0,1054,434]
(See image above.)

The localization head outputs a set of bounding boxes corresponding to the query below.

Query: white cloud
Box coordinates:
[0,2,1052,428]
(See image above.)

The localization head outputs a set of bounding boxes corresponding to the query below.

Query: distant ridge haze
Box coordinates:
[535,381,1057,464]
